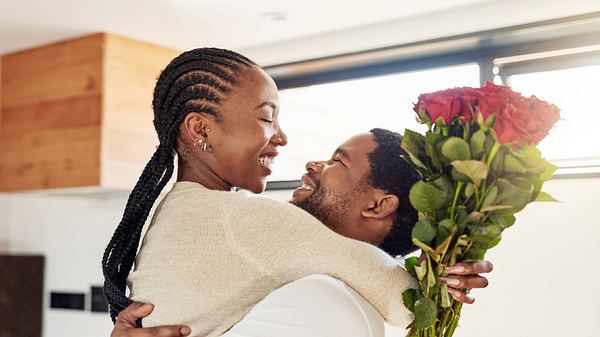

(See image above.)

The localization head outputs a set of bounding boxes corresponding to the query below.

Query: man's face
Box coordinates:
[290,133,391,245]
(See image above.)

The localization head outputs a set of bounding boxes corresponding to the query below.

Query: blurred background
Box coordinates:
[0,0,599,336]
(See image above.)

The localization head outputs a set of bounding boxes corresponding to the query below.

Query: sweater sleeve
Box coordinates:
[222,193,417,328]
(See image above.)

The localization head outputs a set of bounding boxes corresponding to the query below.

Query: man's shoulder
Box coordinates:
[223,274,385,337]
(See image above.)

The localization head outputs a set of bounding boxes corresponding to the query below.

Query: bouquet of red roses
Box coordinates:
[400,82,560,337]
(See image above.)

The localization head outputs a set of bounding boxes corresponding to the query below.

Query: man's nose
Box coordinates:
[306,161,324,174]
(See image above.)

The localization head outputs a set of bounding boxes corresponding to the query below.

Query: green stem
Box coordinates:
[450,181,463,222]
[486,141,501,168]
[445,302,463,337]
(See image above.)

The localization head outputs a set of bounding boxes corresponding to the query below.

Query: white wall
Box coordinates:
[458,177,600,337]
[0,192,127,336]
[1,177,598,337]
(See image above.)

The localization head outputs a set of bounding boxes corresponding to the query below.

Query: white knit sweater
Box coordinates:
[128,181,416,337]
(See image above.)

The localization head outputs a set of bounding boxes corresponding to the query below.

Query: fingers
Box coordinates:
[440,275,489,289]
[447,287,475,304]
[138,326,191,337]
[116,303,154,325]
[444,260,493,275]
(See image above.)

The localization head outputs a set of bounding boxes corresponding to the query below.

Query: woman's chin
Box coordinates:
[246,179,267,194]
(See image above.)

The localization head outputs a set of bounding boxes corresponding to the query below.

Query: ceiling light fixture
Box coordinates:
[261,12,287,22]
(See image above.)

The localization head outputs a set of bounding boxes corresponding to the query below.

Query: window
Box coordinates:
[265,15,600,184]
[502,64,600,173]
[269,64,480,181]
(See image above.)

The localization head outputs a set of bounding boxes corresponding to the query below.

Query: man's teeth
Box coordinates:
[301,183,314,191]
[258,156,274,166]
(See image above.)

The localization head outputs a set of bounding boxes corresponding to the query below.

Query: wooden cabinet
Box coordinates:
[0,33,179,191]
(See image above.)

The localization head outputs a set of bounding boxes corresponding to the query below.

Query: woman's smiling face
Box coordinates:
[206,66,287,193]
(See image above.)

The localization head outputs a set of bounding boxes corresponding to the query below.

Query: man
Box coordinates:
[111,129,492,337]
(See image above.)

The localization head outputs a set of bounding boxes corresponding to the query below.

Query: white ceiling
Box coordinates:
[0,0,494,55]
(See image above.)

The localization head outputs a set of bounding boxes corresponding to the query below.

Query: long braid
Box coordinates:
[102,48,256,323]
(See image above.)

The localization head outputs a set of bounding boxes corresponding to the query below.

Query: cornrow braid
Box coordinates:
[102,48,256,323]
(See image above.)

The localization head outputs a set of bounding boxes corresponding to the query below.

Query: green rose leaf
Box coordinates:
[468,223,502,245]
[464,183,474,199]
[404,256,419,278]
[402,288,418,312]
[451,160,489,187]
[441,137,472,162]
[503,153,526,173]
[426,257,437,289]
[463,243,487,261]
[535,191,559,202]
[481,186,498,210]
[451,167,472,183]
[509,146,546,175]
[412,238,441,262]
[435,227,455,256]
[425,132,444,171]
[409,180,449,212]
[417,107,432,125]
[494,178,533,214]
[440,282,452,308]
[412,220,437,244]
[465,211,484,223]
[401,129,428,170]
[414,297,437,329]
[540,160,558,182]
[436,219,453,246]
[489,214,516,229]
[480,205,513,213]
[414,259,428,281]
[522,173,543,201]
[470,130,486,159]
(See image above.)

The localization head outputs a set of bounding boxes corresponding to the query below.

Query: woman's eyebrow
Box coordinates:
[254,102,278,110]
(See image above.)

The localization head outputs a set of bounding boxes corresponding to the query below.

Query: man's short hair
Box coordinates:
[367,128,420,257]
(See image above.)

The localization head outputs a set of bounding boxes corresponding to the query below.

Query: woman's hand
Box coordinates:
[441,261,493,304]
[110,302,191,337]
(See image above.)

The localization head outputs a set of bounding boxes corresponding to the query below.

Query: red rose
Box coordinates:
[414,87,478,124]
[493,93,560,146]
[475,82,508,120]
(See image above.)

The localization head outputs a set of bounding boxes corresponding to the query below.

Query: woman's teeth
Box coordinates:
[259,156,274,167]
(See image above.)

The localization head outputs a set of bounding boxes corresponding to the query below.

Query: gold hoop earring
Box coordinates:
[194,138,208,152]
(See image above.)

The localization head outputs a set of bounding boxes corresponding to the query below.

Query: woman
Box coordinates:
[103,48,487,337]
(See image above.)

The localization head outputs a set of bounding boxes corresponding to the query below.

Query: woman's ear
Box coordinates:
[181,112,213,141]
[361,194,399,220]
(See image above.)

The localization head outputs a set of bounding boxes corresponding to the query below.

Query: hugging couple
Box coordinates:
[104,48,492,337]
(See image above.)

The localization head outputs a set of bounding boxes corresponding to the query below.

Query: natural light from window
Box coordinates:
[269,63,480,181]
[508,64,600,170]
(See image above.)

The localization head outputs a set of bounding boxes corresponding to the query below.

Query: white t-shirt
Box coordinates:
[221,275,410,337]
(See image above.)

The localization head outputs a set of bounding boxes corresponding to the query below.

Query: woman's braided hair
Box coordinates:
[102,48,256,323]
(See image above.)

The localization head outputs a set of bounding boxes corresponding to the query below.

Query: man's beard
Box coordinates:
[292,182,354,232]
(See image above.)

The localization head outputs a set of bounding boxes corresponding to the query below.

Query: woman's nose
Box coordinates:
[274,126,288,146]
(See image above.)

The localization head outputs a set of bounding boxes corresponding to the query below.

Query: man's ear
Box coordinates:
[361,193,399,220]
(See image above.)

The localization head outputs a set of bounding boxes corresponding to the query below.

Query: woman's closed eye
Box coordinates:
[259,118,274,126]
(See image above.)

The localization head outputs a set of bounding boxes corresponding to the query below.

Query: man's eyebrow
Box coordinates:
[335,148,351,162]
[254,102,278,110]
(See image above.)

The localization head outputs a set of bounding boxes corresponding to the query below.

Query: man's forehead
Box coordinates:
[337,133,376,157]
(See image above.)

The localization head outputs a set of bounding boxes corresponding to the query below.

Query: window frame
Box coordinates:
[264,12,600,188]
